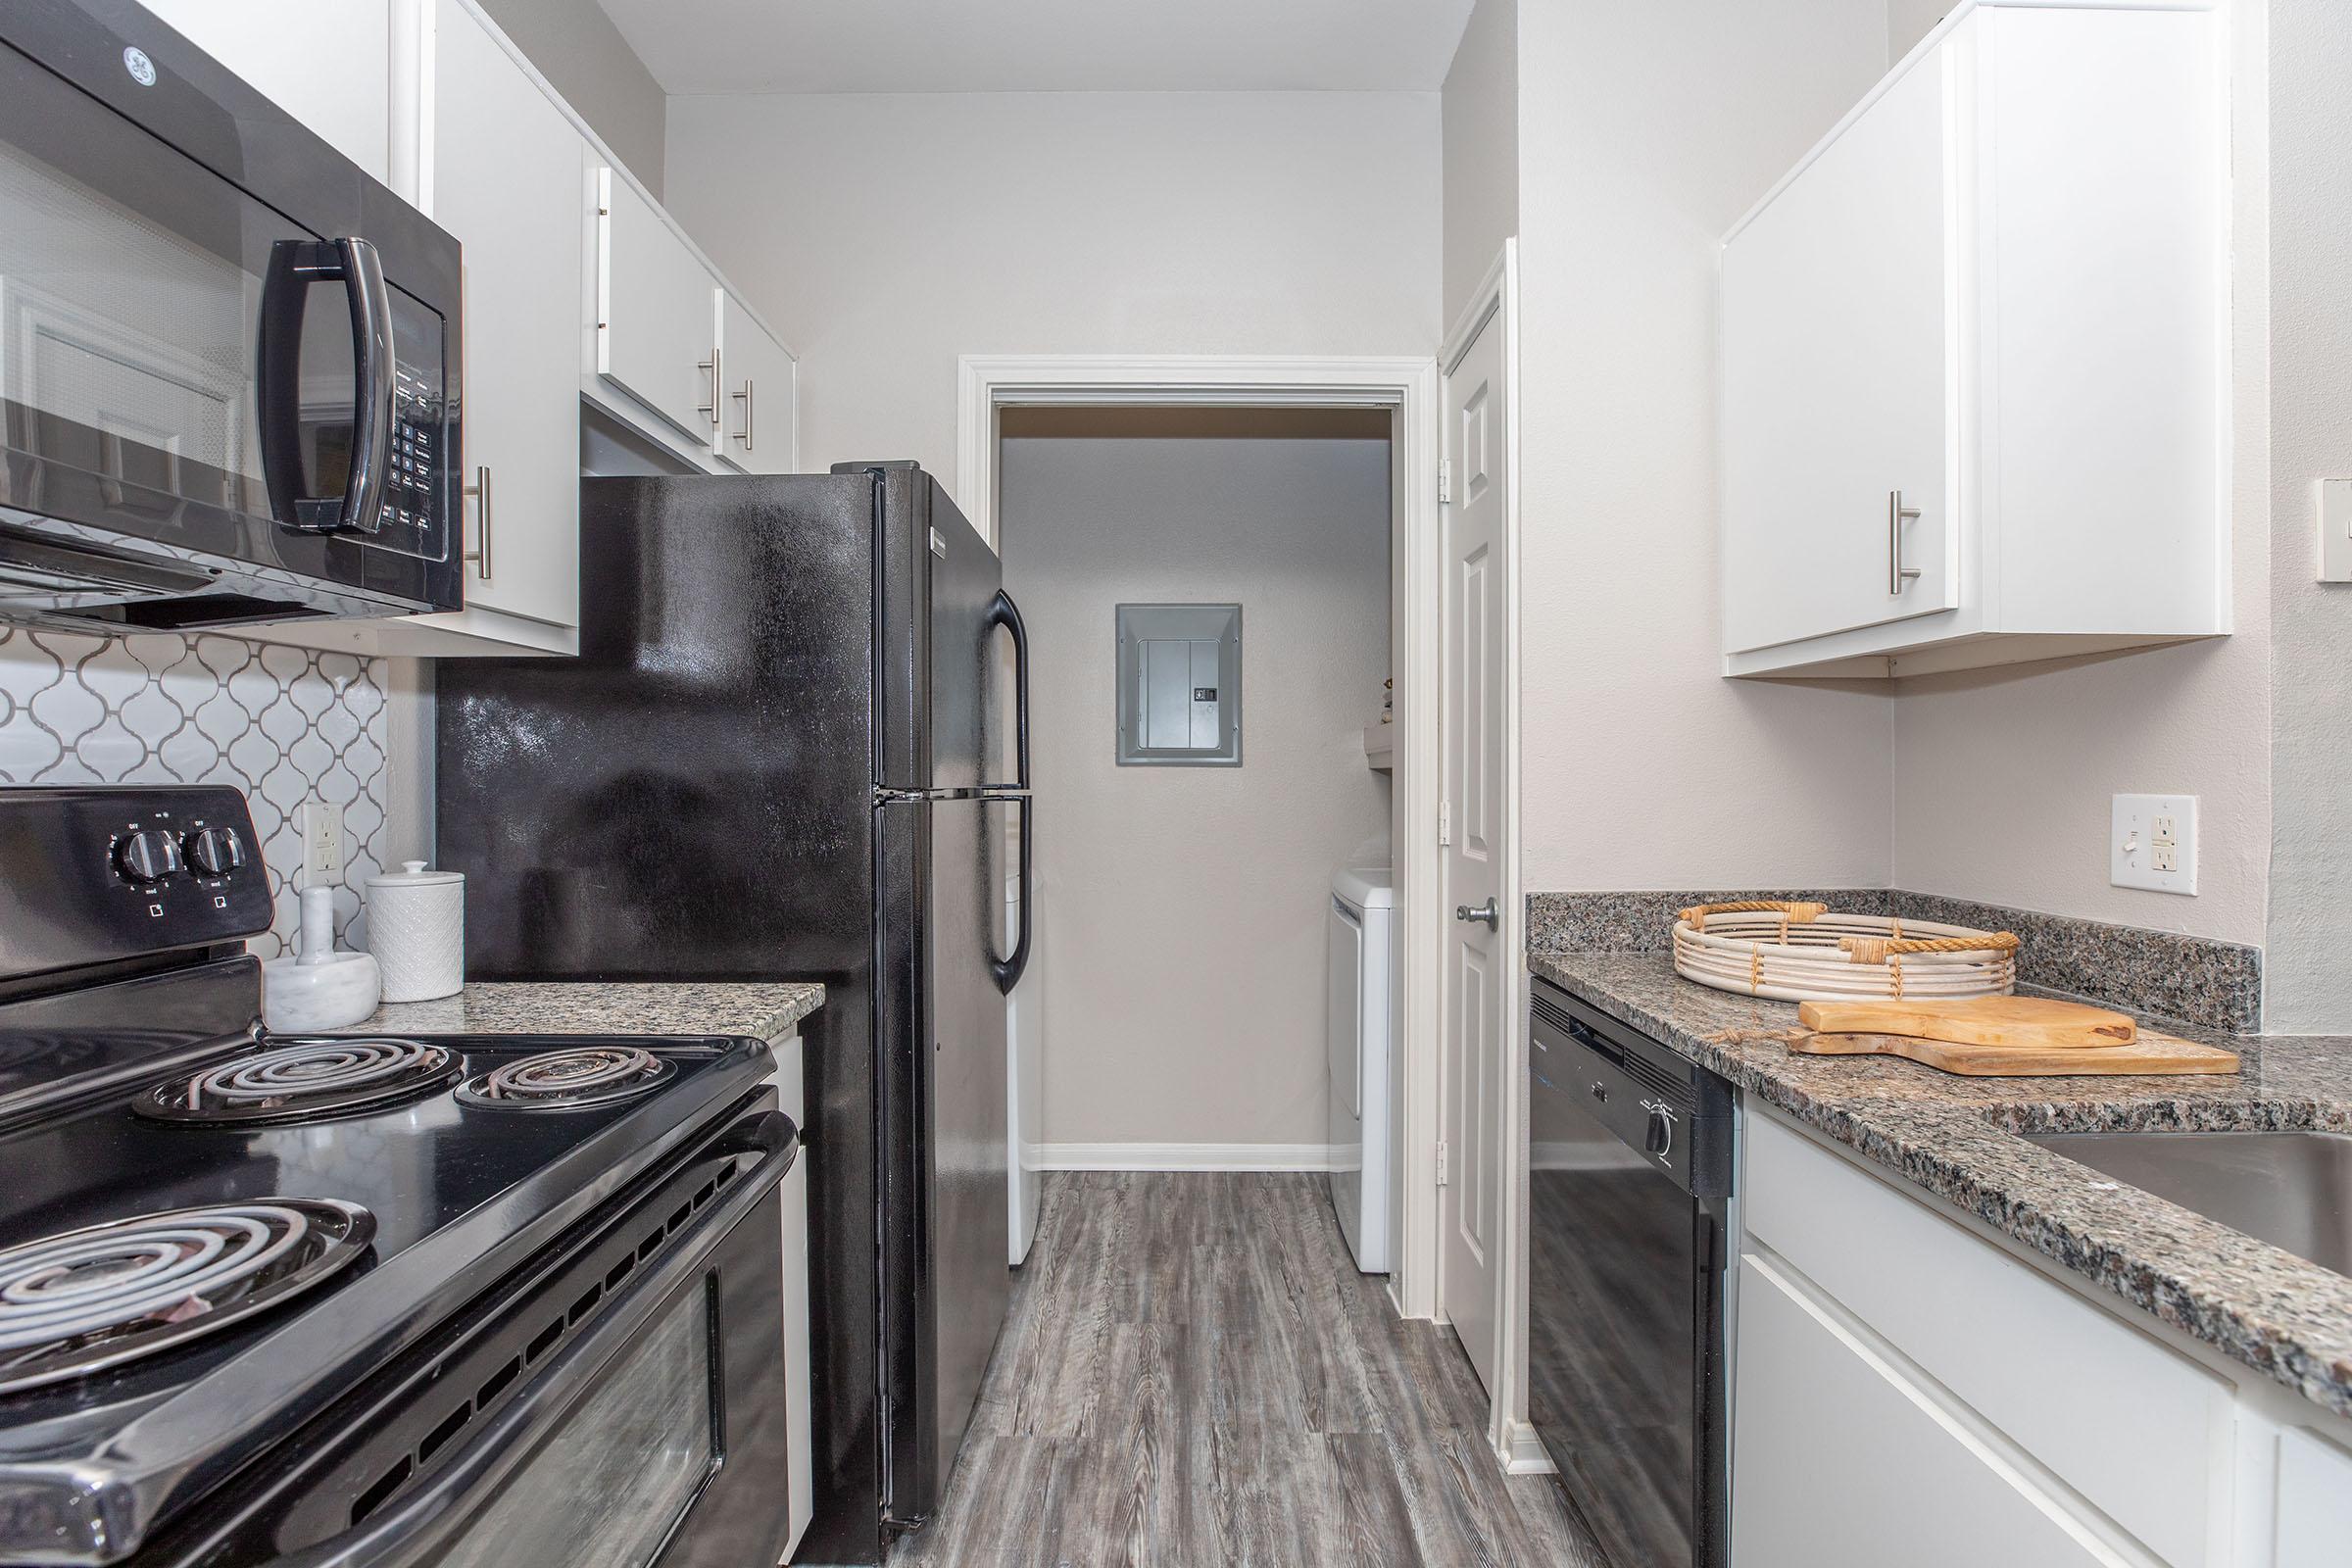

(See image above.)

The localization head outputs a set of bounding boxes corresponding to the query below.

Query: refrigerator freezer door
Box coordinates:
[875,795,1011,1528]
[870,467,1008,794]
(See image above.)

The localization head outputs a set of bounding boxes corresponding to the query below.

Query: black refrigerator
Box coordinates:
[434,463,1031,1564]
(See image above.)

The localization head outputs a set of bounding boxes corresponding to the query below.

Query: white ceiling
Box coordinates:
[595,0,1478,96]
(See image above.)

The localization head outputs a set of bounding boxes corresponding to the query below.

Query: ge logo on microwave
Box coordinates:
[122,46,157,86]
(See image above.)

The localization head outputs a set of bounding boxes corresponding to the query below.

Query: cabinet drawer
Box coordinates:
[1743,1110,2230,1567]
[1733,1252,2113,1568]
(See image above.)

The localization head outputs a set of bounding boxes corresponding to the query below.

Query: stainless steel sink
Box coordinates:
[2022,1130,2352,1277]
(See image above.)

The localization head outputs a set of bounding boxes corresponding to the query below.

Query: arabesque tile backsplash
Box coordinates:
[0,628,389,959]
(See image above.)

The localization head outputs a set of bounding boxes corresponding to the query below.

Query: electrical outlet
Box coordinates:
[302,800,345,887]
[2111,793,2197,895]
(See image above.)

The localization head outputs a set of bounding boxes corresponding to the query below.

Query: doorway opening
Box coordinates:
[958,355,1446,1329]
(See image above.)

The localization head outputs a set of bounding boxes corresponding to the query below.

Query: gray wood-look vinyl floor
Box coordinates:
[888,1172,1608,1568]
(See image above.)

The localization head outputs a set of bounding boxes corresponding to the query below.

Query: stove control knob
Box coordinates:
[183,825,246,876]
[115,828,182,884]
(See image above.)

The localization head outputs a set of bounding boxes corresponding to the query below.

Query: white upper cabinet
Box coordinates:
[418,0,584,632]
[1722,44,1954,653]
[1719,1,2227,678]
[135,0,392,182]
[597,171,722,448]
[715,291,799,475]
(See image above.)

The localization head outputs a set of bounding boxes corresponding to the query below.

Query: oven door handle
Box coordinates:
[266,1112,799,1568]
[258,236,397,537]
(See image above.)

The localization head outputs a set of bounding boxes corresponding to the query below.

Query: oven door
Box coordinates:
[264,1113,798,1568]
[0,3,460,629]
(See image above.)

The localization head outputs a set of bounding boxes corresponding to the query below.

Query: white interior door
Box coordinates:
[1440,305,1509,1394]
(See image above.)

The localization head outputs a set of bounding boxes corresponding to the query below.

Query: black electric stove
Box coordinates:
[0,788,800,1568]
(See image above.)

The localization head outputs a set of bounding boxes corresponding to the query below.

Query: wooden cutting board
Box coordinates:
[1796,996,2138,1051]
[1790,1030,2240,1077]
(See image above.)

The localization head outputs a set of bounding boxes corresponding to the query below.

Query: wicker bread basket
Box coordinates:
[1671,902,2018,1004]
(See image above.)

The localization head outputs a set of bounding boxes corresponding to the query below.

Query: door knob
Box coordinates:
[1454,897,1499,929]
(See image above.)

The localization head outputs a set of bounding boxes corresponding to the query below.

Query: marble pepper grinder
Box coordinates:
[262,884,381,1033]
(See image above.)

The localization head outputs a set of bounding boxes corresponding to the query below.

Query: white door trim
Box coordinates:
[1438,244,1523,1467]
[956,351,1446,1322]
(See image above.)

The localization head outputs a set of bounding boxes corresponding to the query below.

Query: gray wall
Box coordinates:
[476,0,666,194]
[1514,0,1896,897]
[2266,0,2352,1030]
[662,90,1440,478]
[1000,433,1394,1152]
[1441,0,1518,329]
[1886,0,1949,59]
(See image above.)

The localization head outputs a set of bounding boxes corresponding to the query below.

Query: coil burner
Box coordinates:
[0,1200,373,1394]
[138,1039,462,1126]
[453,1046,673,1111]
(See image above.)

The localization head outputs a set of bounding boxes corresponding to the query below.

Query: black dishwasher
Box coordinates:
[1528,976,1732,1568]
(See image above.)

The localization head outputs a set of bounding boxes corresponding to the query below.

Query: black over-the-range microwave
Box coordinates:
[0,0,464,633]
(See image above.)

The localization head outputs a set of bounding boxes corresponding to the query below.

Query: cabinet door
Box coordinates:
[1721,38,1958,655]
[135,0,391,182]
[2277,1427,2352,1568]
[597,170,719,446]
[1733,1253,2112,1568]
[715,292,798,474]
[429,0,581,628]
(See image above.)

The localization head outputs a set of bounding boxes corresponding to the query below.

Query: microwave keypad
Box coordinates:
[374,375,447,560]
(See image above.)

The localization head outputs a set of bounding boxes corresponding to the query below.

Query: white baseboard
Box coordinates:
[1034,1142,1346,1172]
[1500,1418,1555,1476]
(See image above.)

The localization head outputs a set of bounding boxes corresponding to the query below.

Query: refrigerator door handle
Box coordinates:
[984,590,1031,793]
[990,793,1033,994]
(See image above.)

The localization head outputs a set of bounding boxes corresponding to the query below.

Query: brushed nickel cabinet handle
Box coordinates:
[463,465,492,582]
[696,347,722,429]
[1888,489,1923,595]
[731,378,754,450]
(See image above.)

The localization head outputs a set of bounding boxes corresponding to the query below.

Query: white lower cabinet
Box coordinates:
[1733,1251,2112,1567]
[1734,1107,2352,1568]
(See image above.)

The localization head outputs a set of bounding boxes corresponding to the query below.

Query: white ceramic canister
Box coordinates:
[365,860,466,1003]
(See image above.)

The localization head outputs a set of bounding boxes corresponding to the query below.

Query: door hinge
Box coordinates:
[1438,458,1452,506]
[1438,798,1452,847]
[1436,1141,1449,1187]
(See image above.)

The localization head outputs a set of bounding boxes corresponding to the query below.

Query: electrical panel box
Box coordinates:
[1115,603,1242,767]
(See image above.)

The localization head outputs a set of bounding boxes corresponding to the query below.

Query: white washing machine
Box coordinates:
[1327,865,1395,1273]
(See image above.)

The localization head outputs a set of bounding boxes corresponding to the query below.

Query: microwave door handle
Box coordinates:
[262,1114,799,1568]
[334,237,397,535]
[257,238,395,536]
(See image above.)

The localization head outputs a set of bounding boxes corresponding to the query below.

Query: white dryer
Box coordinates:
[1327,865,1396,1273]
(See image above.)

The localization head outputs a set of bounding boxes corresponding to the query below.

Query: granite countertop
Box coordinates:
[336,981,825,1043]
[1530,951,2352,1418]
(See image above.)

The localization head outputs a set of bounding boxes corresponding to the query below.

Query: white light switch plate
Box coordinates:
[2111,793,2196,895]
[2322,479,2352,583]
[302,799,345,887]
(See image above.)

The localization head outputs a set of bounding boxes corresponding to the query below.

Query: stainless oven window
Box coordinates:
[434,1279,717,1568]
